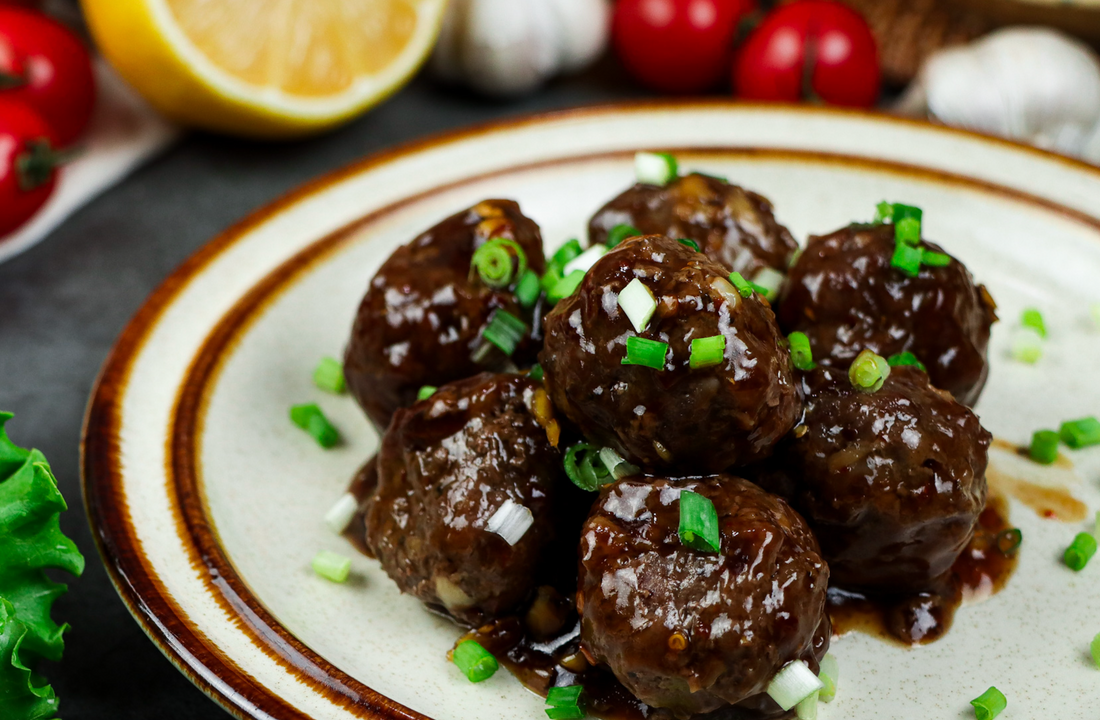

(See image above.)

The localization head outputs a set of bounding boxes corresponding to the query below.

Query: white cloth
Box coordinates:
[0,60,180,265]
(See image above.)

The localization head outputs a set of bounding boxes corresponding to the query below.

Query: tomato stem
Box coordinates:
[0,71,24,90]
[15,139,76,192]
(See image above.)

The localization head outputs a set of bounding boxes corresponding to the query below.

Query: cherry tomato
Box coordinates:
[614,0,758,94]
[732,0,880,107]
[0,99,59,238]
[0,8,95,146]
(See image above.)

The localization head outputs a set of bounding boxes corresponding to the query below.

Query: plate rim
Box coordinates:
[80,100,1100,720]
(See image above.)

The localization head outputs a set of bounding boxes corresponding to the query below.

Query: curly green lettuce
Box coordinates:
[0,412,85,719]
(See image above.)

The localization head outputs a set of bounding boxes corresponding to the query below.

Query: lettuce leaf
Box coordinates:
[0,412,85,719]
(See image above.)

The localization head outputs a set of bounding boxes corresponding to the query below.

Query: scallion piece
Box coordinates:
[324,493,359,535]
[1065,532,1097,572]
[311,550,351,583]
[548,270,586,303]
[678,490,720,553]
[874,201,894,223]
[546,708,585,720]
[887,351,926,372]
[891,241,922,277]
[788,332,816,371]
[818,654,838,703]
[486,499,534,546]
[313,357,346,394]
[482,309,527,356]
[551,238,583,269]
[563,245,607,276]
[618,278,657,333]
[290,403,340,448]
[677,238,700,252]
[529,363,544,381]
[996,528,1022,556]
[689,335,726,369]
[516,269,541,308]
[1060,417,1100,449]
[795,691,818,720]
[621,336,668,370]
[969,687,1006,720]
[472,237,528,289]
[728,271,754,298]
[1091,632,1100,668]
[895,217,922,245]
[452,640,498,683]
[1020,308,1047,338]
[849,349,890,393]
[547,686,584,707]
[892,203,923,224]
[751,267,785,302]
[598,446,640,480]
[1029,429,1060,465]
[1011,327,1043,364]
[607,224,642,248]
[563,443,612,492]
[635,151,678,185]
[766,660,825,712]
[921,249,952,267]
[417,385,438,401]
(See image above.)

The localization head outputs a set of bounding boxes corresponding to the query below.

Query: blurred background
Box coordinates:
[1,0,1099,717]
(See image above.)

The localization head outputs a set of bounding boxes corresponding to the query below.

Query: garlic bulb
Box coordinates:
[899,27,1100,163]
[430,0,611,97]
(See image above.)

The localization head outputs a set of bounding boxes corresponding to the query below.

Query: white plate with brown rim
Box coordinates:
[82,102,1100,720]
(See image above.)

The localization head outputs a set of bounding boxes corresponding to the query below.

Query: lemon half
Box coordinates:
[82,0,447,138]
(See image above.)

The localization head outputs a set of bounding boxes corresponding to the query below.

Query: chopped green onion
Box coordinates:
[606,224,642,248]
[452,640,498,683]
[621,336,668,370]
[563,443,612,492]
[311,550,351,583]
[849,349,890,393]
[546,686,584,707]
[969,687,1006,720]
[324,493,359,535]
[895,217,922,245]
[290,403,340,448]
[516,269,541,308]
[1021,308,1047,338]
[818,654,838,703]
[689,335,726,369]
[995,528,1022,556]
[472,237,527,289]
[921,249,952,267]
[529,364,544,381]
[678,490,720,553]
[618,278,657,333]
[546,708,585,720]
[563,245,607,276]
[635,151,678,185]
[788,332,816,371]
[551,239,583,268]
[313,357,346,394]
[1011,327,1043,364]
[795,691,818,720]
[1060,417,1100,449]
[728,271,754,298]
[874,201,894,223]
[548,270,586,303]
[677,238,700,252]
[482,309,527,357]
[1065,532,1097,572]
[891,241,922,277]
[766,660,825,712]
[751,267,785,302]
[486,499,534,546]
[1091,632,1100,668]
[887,351,926,372]
[541,267,564,293]
[892,203,923,224]
[1029,429,1060,465]
[598,446,640,480]
[417,385,438,401]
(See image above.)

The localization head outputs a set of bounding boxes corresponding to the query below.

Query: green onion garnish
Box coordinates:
[1029,429,1060,465]
[689,335,726,369]
[995,528,1022,556]
[892,203,923,224]
[452,640,499,683]
[417,385,438,401]
[548,270,586,304]
[795,691,818,720]
[921,249,952,267]
[766,660,825,712]
[618,278,657,333]
[546,686,584,707]
[678,490,720,553]
[551,238,583,269]
[546,708,585,720]
[311,550,351,583]
[606,224,642,248]
[818,654,838,703]
[887,351,926,372]
[751,267,785,302]
[849,349,890,393]
[598,446,640,480]
[891,241,922,277]
[728,271,754,298]
[529,364,544,381]
[563,443,612,492]
[1011,327,1043,364]
[290,404,340,448]
[621,336,668,370]
[788,332,816,371]
[515,269,541,308]
[1060,417,1100,449]
[677,238,700,252]
[471,237,527,289]
[481,309,527,356]
[1065,532,1097,572]
[324,493,359,535]
[874,201,894,223]
[969,687,1006,720]
[635,151,678,185]
[895,217,921,245]
[563,245,607,276]
[1021,308,1047,338]
[312,357,346,394]
[1091,632,1100,668]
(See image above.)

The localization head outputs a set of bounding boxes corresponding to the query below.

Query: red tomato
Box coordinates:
[0,8,95,146]
[0,99,59,237]
[614,0,758,94]
[732,0,879,107]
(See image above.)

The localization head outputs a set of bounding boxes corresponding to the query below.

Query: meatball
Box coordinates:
[345,200,546,430]
[782,364,990,592]
[540,234,800,472]
[364,373,563,626]
[777,222,997,406]
[578,475,830,718]
[588,173,798,279]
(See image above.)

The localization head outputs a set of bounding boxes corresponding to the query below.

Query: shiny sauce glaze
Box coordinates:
[987,438,1087,522]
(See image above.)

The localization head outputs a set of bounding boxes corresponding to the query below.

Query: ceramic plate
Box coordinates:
[82,103,1100,720]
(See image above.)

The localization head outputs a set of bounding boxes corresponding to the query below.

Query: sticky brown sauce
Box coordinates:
[987,438,1087,522]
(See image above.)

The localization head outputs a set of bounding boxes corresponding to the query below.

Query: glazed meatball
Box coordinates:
[782,364,990,592]
[540,234,800,472]
[364,373,563,626]
[345,200,546,430]
[777,222,997,406]
[579,475,830,718]
[588,173,798,279]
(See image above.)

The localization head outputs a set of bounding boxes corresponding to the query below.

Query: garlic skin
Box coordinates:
[900,28,1100,163]
[430,0,611,97]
